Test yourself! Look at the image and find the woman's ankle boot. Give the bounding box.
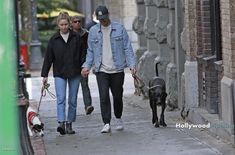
[57,122,66,135]
[66,122,75,134]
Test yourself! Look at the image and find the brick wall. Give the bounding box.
[186,0,219,113]
[196,0,204,108]
[196,0,203,55]
[200,0,218,113]
[201,0,212,56]
[185,0,197,61]
[220,0,234,78]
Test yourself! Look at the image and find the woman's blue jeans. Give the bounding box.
[54,76,81,122]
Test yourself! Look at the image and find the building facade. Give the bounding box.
[133,0,235,144]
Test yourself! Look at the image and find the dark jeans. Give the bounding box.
[80,76,92,109]
[96,72,125,124]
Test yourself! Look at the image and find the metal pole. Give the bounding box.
[30,0,43,70]
[0,0,19,154]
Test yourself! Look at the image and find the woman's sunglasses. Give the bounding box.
[73,20,81,23]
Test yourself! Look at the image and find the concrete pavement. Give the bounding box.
[27,72,235,155]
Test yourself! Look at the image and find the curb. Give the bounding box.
[188,108,235,146]
[30,136,47,155]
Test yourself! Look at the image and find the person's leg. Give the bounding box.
[54,77,67,122]
[54,77,67,135]
[110,72,125,119]
[80,76,93,114]
[66,75,80,134]
[96,72,111,124]
[67,75,81,123]
[110,72,125,131]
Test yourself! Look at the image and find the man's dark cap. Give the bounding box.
[95,5,109,20]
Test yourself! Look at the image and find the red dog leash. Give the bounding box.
[132,73,145,96]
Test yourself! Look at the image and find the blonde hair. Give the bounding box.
[56,11,70,25]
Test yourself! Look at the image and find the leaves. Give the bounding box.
[36,0,69,14]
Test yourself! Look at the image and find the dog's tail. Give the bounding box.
[155,62,159,76]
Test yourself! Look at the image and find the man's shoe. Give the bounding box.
[116,118,124,131]
[86,106,94,115]
[57,122,66,135]
[101,124,111,133]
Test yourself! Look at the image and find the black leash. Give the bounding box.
[37,83,56,113]
[132,73,165,95]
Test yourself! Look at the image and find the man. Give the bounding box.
[71,16,94,115]
[81,5,136,133]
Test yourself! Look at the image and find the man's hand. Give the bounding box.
[130,68,137,75]
[81,68,90,77]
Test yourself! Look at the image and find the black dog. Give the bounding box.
[148,77,167,128]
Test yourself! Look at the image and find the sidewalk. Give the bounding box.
[126,95,233,135]
[188,108,235,146]
[27,69,133,155]
[29,94,235,155]
[27,69,50,78]
[26,71,235,154]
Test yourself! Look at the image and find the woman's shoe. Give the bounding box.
[66,122,75,134]
[57,122,66,135]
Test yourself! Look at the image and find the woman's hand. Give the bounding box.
[42,77,48,85]
[81,68,90,77]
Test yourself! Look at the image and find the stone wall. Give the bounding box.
[132,0,181,110]
[122,0,138,51]
[132,0,147,61]
[166,0,178,110]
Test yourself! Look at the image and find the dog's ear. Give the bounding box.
[161,92,167,98]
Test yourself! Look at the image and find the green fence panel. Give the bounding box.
[0,0,19,155]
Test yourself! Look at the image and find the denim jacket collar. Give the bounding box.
[97,22,116,33]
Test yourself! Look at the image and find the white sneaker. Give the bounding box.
[101,124,111,133]
[116,118,124,131]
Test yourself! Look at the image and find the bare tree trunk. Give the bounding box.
[19,0,32,43]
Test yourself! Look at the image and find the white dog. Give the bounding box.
[26,106,44,137]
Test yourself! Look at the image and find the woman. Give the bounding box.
[41,12,84,135]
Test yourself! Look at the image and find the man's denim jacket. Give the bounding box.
[82,22,136,72]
